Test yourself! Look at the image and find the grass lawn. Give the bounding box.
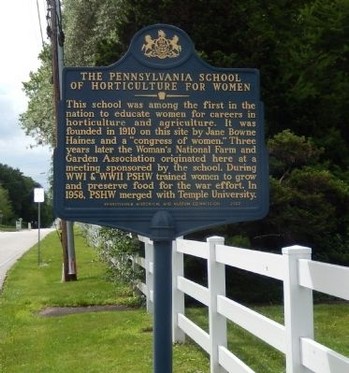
[0,228,348,372]
[186,297,349,372]
[0,229,208,373]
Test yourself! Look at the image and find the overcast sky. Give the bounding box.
[0,0,51,189]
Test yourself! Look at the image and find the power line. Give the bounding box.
[36,0,45,47]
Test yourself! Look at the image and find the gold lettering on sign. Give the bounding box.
[63,69,261,206]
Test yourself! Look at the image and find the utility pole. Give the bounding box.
[48,0,77,281]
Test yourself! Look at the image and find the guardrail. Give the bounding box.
[136,235,349,373]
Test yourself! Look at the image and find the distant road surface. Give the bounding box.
[0,228,54,289]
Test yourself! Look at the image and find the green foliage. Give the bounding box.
[274,0,349,166]
[94,227,142,288]
[265,131,349,264]
[0,185,14,224]
[63,0,123,67]
[225,235,251,249]
[0,163,53,226]
[268,129,322,181]
[268,169,349,251]
[187,303,349,371]
[20,45,55,147]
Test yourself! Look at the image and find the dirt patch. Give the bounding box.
[39,305,131,317]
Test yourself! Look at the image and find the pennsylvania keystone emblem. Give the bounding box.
[142,29,181,59]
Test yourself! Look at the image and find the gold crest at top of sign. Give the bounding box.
[142,30,182,59]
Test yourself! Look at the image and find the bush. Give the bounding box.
[95,227,142,288]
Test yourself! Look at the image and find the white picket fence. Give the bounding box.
[135,235,349,373]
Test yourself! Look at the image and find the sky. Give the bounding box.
[0,0,51,190]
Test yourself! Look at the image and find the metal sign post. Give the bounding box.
[150,211,175,372]
[34,188,45,265]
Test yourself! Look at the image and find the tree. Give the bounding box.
[268,129,322,182]
[63,0,123,67]
[258,131,349,264]
[20,46,55,146]
[0,186,14,225]
[271,0,349,170]
[0,163,53,227]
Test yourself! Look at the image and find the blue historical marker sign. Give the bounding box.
[54,24,269,237]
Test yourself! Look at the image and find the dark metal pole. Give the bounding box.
[153,239,173,373]
[151,211,175,373]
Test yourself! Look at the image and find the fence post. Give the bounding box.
[144,237,154,313]
[207,236,227,373]
[283,245,313,373]
[172,238,186,343]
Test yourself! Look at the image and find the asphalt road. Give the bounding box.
[0,228,54,289]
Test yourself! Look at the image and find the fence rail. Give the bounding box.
[136,235,349,373]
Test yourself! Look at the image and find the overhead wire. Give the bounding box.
[36,0,45,47]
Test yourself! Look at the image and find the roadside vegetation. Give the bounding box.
[1,230,348,372]
[0,225,17,232]
[0,163,53,229]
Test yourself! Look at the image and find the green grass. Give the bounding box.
[0,225,17,232]
[0,230,208,373]
[186,302,349,372]
[1,230,348,372]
